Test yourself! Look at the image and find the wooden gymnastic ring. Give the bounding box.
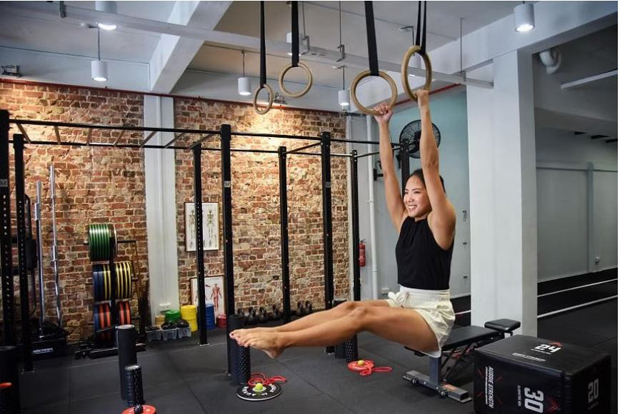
[350,70,398,116]
[253,83,275,115]
[401,45,433,101]
[278,62,313,98]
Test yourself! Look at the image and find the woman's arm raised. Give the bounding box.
[375,103,408,232]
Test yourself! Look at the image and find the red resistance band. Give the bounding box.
[248,372,287,387]
[347,360,393,377]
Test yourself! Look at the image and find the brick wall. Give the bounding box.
[174,99,350,314]
[0,81,148,342]
[0,80,351,342]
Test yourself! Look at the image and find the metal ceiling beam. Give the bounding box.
[561,69,618,90]
[0,1,492,89]
[149,1,232,93]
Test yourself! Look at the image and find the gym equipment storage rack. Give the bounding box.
[0,107,393,371]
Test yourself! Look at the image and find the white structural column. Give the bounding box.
[144,96,180,321]
[467,51,537,335]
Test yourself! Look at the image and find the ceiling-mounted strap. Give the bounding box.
[291,1,299,67]
[421,1,427,54]
[260,1,267,87]
[364,2,379,77]
[254,1,274,114]
[415,1,422,47]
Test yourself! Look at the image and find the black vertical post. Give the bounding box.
[193,145,208,346]
[13,133,33,371]
[0,110,15,346]
[221,124,235,374]
[320,132,335,353]
[278,147,291,323]
[350,151,361,302]
[400,138,410,194]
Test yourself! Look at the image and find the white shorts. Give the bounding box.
[385,286,455,358]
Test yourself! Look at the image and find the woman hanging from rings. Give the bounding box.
[230,89,456,359]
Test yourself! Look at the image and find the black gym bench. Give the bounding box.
[403,318,520,403]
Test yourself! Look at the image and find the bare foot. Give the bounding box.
[244,331,285,359]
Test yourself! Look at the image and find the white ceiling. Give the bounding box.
[0,1,522,86]
[198,1,522,85]
[0,1,175,63]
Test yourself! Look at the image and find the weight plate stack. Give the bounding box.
[118,301,132,325]
[94,303,113,343]
[88,224,117,262]
[92,261,133,301]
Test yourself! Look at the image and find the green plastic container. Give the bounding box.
[164,310,181,324]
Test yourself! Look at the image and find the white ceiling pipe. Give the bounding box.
[539,48,561,74]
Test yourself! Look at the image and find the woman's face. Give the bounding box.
[403,175,431,218]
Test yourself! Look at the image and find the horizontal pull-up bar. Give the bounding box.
[10,119,220,135]
[186,134,216,151]
[9,119,381,151]
[286,142,321,155]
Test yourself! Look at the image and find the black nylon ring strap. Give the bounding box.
[291,1,299,67]
[254,1,274,114]
[364,1,379,77]
[415,1,422,47]
[421,1,427,55]
[260,1,267,87]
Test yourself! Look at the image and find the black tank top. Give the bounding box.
[395,217,453,290]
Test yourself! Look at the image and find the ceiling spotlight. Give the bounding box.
[95,1,118,31]
[338,90,350,107]
[514,2,535,33]
[338,66,349,108]
[91,27,108,82]
[238,51,251,96]
[91,60,108,82]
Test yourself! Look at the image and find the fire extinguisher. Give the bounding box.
[359,240,366,267]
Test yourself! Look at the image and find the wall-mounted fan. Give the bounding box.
[398,120,441,159]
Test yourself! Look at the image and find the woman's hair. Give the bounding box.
[409,168,446,193]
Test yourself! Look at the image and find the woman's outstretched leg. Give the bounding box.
[235,300,388,336]
[231,306,438,359]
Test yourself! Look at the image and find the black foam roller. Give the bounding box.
[344,335,359,363]
[228,314,246,382]
[236,344,251,385]
[0,346,19,413]
[125,364,145,408]
[117,325,137,400]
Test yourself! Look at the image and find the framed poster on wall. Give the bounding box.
[190,276,226,317]
[185,202,219,252]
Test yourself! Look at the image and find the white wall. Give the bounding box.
[537,168,589,278]
[593,171,618,271]
[535,127,618,281]
[349,89,471,299]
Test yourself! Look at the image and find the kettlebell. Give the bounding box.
[258,307,269,324]
[304,300,313,315]
[246,307,258,325]
[296,301,307,317]
[271,305,282,321]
